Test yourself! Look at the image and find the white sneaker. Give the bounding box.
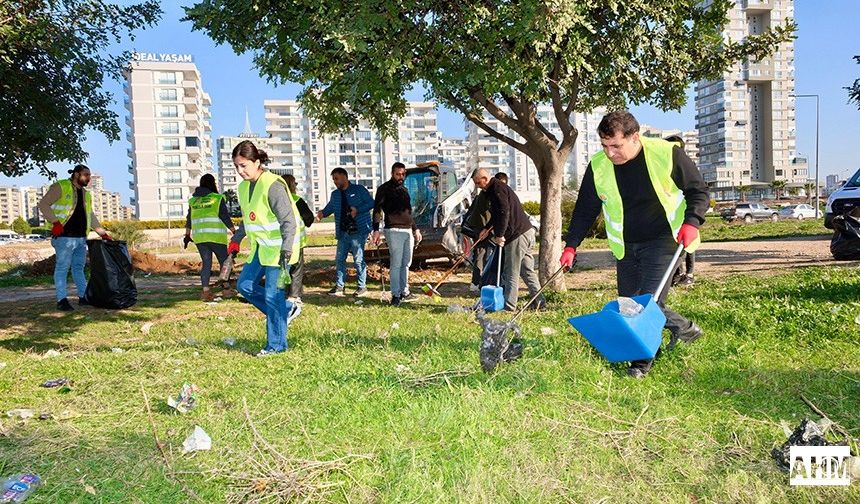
[255,349,276,357]
[287,296,302,304]
[469,283,479,292]
[287,302,302,324]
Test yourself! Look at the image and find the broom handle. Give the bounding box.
[653,242,685,302]
[509,264,568,326]
[433,233,491,290]
[495,242,502,286]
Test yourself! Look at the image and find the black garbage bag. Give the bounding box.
[830,209,860,260]
[85,239,137,309]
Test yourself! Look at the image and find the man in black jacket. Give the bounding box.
[472,168,544,311]
[559,111,708,378]
[283,174,315,305]
[372,162,422,306]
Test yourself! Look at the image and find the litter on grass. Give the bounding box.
[167,383,199,414]
[182,425,212,454]
[1,473,41,503]
[40,378,72,389]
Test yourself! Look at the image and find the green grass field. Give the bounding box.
[1,266,858,502]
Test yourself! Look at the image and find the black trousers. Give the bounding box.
[616,237,694,366]
[287,248,305,298]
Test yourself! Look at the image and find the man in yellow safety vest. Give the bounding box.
[559,111,709,378]
[37,164,112,311]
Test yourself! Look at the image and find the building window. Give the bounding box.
[161,122,180,134]
[160,155,181,167]
[157,72,177,85]
[159,105,179,118]
[158,88,178,101]
[160,138,180,151]
[185,137,199,147]
[159,187,184,201]
[159,171,183,184]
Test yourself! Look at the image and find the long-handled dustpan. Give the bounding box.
[567,243,684,363]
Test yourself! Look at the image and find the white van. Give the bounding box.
[825,167,860,228]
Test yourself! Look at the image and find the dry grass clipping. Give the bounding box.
[224,397,372,503]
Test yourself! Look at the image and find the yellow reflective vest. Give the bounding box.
[188,193,229,245]
[238,171,301,267]
[51,179,93,231]
[591,136,701,260]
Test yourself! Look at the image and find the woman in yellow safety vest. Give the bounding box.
[228,140,302,355]
[184,173,236,301]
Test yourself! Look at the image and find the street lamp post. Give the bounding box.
[795,94,820,218]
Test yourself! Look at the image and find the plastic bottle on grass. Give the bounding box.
[1,474,41,503]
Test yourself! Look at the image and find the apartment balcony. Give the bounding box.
[127,148,134,159]
[123,96,131,112]
[128,164,134,175]
[741,0,772,12]
[182,80,197,94]
[128,181,135,190]
[742,61,774,82]
[183,97,198,112]
[185,113,200,127]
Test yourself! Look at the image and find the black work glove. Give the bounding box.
[279,250,291,269]
[183,235,193,249]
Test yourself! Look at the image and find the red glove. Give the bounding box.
[560,246,576,269]
[101,232,112,241]
[51,221,64,238]
[676,223,699,248]
[228,241,240,256]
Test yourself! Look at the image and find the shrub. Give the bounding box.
[522,201,541,216]
[105,221,147,249]
[12,217,31,235]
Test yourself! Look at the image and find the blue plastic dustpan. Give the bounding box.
[481,243,505,312]
[568,243,685,362]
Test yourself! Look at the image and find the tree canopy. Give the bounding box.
[0,0,161,177]
[848,55,860,110]
[185,0,795,283]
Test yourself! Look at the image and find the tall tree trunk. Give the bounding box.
[534,152,566,290]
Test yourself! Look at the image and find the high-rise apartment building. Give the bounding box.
[695,0,805,200]
[0,186,25,225]
[439,137,468,180]
[124,52,213,220]
[263,100,440,210]
[640,124,700,166]
[217,112,272,196]
[465,106,605,193]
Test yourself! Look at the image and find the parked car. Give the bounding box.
[825,167,860,229]
[721,202,779,223]
[778,204,817,220]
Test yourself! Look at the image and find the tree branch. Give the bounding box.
[549,58,572,138]
[470,89,529,139]
[446,93,527,153]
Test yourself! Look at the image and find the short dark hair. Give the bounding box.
[330,167,348,177]
[69,164,89,175]
[392,162,406,171]
[597,111,640,138]
[494,172,508,183]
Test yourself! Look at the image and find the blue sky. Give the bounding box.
[2,1,857,201]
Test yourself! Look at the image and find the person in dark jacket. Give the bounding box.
[283,174,314,304]
[316,168,375,297]
[184,174,236,301]
[472,168,544,311]
[559,111,708,378]
[372,162,422,306]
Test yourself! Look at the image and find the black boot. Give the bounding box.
[57,298,74,311]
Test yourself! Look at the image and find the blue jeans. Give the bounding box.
[237,252,292,352]
[335,232,368,289]
[52,237,88,301]
[384,228,414,297]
